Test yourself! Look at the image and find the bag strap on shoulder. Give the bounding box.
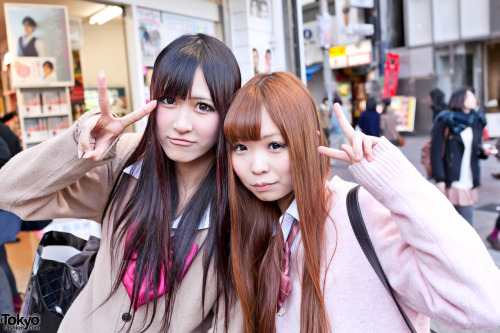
[347,185,437,333]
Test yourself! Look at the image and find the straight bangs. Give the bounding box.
[151,43,199,102]
[224,82,264,145]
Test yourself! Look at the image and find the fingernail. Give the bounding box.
[98,70,105,76]
[78,149,82,159]
[355,153,361,160]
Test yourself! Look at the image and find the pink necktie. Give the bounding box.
[121,221,198,310]
[277,220,300,314]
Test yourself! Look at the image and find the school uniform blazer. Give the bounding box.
[0,111,242,332]
[276,137,500,332]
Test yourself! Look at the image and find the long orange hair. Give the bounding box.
[224,72,331,333]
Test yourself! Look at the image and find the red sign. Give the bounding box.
[382,52,400,98]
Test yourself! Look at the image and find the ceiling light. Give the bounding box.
[89,6,123,25]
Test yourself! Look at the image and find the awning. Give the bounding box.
[306,65,323,80]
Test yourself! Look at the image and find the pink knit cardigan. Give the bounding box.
[275,138,500,332]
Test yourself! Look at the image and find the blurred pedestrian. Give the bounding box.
[379,97,403,146]
[430,88,447,121]
[430,87,495,225]
[318,97,332,144]
[0,118,23,313]
[357,96,380,137]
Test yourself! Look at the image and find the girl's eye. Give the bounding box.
[232,144,247,152]
[196,102,215,112]
[161,97,176,105]
[269,142,286,150]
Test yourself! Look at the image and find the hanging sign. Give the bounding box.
[382,52,400,98]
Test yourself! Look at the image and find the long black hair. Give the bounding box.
[103,34,241,331]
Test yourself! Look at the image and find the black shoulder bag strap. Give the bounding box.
[347,185,437,333]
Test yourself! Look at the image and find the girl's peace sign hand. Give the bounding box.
[77,72,157,161]
[318,102,380,165]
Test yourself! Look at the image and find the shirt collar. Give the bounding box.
[279,199,300,239]
[123,161,210,230]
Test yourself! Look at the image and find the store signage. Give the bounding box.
[329,40,372,69]
[382,52,401,98]
[329,46,346,57]
[350,0,374,8]
[391,95,416,132]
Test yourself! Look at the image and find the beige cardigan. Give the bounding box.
[0,113,242,332]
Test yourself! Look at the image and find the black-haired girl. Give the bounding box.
[0,34,242,332]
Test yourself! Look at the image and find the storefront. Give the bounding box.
[0,0,223,146]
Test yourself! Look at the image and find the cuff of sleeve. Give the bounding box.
[348,137,424,194]
[72,110,119,161]
[73,110,101,143]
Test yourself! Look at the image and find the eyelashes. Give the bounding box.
[231,141,287,152]
[159,97,216,113]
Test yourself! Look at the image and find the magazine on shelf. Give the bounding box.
[47,116,70,137]
[42,90,68,114]
[22,91,42,116]
[24,118,48,143]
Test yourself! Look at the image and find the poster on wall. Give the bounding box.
[391,95,416,132]
[84,87,127,118]
[137,8,164,67]
[10,56,57,86]
[161,12,215,46]
[248,0,275,75]
[4,3,74,87]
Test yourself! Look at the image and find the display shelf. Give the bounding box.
[17,87,73,150]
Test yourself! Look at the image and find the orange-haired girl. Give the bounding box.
[224,72,500,333]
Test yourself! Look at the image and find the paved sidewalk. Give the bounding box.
[329,135,500,333]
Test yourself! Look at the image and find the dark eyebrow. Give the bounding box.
[190,95,213,101]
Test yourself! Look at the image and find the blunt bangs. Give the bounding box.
[224,82,264,145]
[151,43,200,102]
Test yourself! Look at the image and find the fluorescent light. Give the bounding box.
[89,6,123,25]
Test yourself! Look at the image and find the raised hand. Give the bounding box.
[317,102,380,165]
[77,71,157,161]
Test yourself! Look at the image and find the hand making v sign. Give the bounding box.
[77,71,157,161]
[318,102,380,164]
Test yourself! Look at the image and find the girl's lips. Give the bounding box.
[254,183,275,192]
[169,138,194,146]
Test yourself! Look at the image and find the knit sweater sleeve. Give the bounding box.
[0,111,140,222]
[348,137,500,329]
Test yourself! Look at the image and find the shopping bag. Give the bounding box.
[19,231,100,333]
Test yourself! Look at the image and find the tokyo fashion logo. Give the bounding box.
[0,313,41,331]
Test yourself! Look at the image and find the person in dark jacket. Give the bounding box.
[357,97,380,137]
[430,87,495,225]
[0,118,23,312]
[0,118,21,165]
[430,88,447,121]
